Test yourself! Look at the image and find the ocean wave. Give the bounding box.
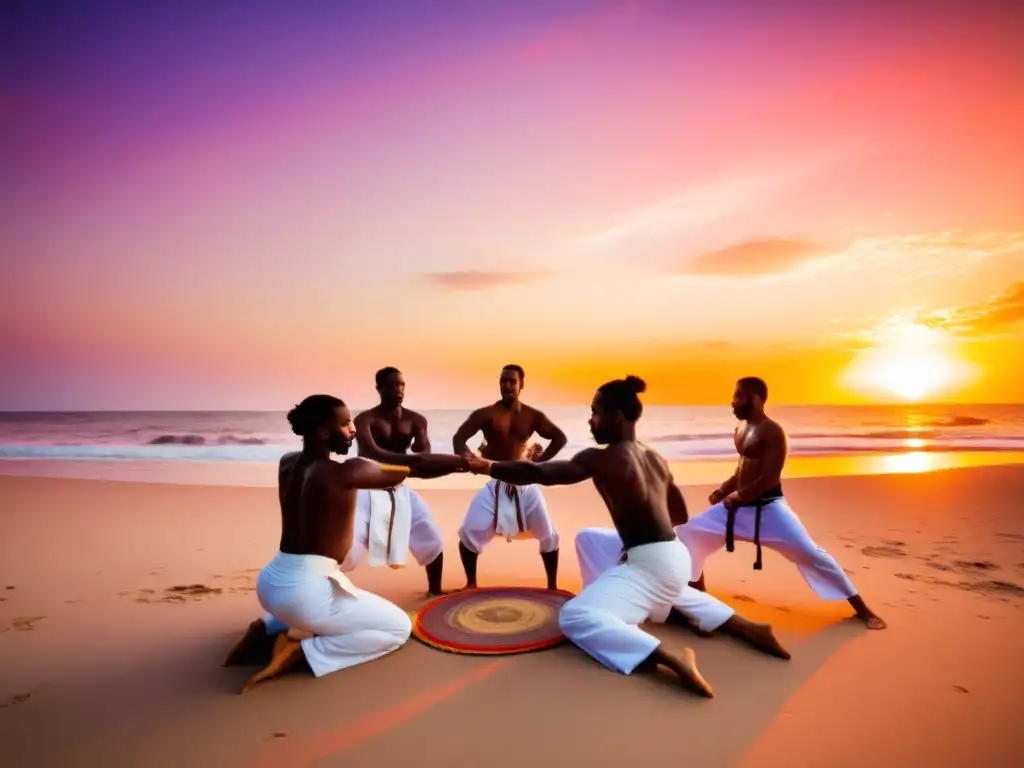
[0,443,291,462]
[649,427,1019,443]
[147,434,268,446]
[1,438,1023,463]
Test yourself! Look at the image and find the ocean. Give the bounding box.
[1,404,1022,463]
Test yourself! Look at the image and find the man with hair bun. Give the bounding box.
[452,364,568,590]
[465,376,780,697]
[223,394,468,691]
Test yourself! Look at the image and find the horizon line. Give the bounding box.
[1,401,1022,414]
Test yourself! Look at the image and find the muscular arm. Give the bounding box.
[334,457,411,490]
[734,424,788,501]
[410,413,431,454]
[532,410,568,462]
[353,416,462,479]
[452,407,489,455]
[667,476,689,526]
[717,468,739,496]
[487,449,598,487]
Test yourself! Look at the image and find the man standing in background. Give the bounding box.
[452,365,568,590]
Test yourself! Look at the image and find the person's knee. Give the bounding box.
[574,528,601,556]
[558,599,595,638]
[412,524,444,565]
[539,528,560,554]
[558,600,584,635]
[384,605,413,644]
[457,525,483,554]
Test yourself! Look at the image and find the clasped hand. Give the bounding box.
[465,455,492,475]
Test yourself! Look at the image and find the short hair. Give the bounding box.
[597,375,647,422]
[286,394,344,437]
[502,364,525,382]
[375,366,400,388]
[737,376,768,402]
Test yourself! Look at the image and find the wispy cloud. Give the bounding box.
[824,230,1024,281]
[423,269,554,292]
[920,282,1024,335]
[677,237,834,276]
[572,170,802,252]
[569,145,856,256]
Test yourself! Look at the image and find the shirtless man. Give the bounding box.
[350,367,448,595]
[222,394,468,690]
[679,377,886,630]
[452,364,568,590]
[466,376,778,696]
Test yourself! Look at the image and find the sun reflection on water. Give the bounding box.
[880,450,935,474]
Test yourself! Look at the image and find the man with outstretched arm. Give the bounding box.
[452,364,567,590]
[222,394,468,689]
[466,376,784,696]
[348,367,450,595]
[680,377,886,630]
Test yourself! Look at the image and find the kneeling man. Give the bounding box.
[224,394,467,690]
[467,377,786,696]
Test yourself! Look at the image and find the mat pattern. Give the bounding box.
[411,586,576,655]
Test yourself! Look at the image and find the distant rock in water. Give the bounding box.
[148,434,207,445]
[218,435,267,445]
[927,416,990,428]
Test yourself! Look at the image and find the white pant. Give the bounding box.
[677,499,857,601]
[574,527,735,633]
[458,479,559,553]
[256,552,411,678]
[341,487,444,571]
[559,539,691,675]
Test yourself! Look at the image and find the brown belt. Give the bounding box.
[383,488,398,560]
[492,481,525,540]
[725,487,783,571]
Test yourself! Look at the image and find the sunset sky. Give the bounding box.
[2,0,1022,410]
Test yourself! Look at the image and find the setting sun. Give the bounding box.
[840,322,975,402]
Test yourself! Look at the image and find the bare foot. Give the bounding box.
[723,617,791,659]
[857,611,887,630]
[848,595,887,629]
[669,647,714,698]
[241,635,308,693]
[223,619,272,667]
[461,582,478,591]
[638,646,714,698]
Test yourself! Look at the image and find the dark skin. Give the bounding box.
[466,391,715,696]
[237,404,419,689]
[354,370,450,595]
[452,367,568,589]
[695,381,887,631]
[465,391,791,660]
[230,404,469,686]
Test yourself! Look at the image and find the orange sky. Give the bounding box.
[1,2,1022,409]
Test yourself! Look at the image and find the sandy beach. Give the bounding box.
[1,465,1022,767]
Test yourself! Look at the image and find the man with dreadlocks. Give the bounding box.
[466,376,783,697]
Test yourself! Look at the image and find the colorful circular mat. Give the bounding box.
[412,586,576,655]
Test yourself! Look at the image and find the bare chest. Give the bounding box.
[483,411,534,442]
[735,426,766,459]
[370,418,414,451]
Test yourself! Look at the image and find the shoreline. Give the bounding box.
[1,449,1023,489]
